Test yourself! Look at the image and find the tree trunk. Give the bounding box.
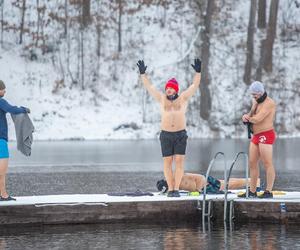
[80,24,85,90]
[96,1,102,81]
[263,0,279,72]
[96,23,101,58]
[0,0,4,48]
[243,0,257,85]
[35,0,40,47]
[255,38,265,81]
[64,0,68,36]
[96,15,101,58]
[76,28,80,85]
[257,0,266,29]
[117,0,122,52]
[199,0,214,120]
[81,0,90,27]
[19,0,26,44]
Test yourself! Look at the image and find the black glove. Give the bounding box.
[22,107,30,113]
[137,60,147,74]
[191,58,201,73]
[243,121,253,139]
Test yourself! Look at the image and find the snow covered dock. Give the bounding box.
[1,191,300,225]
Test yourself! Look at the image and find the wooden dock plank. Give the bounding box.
[1,192,300,225]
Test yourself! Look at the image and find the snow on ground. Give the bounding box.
[0,1,299,140]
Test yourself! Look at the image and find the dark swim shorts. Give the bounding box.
[205,176,223,194]
[159,130,188,157]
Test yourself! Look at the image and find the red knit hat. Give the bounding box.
[165,78,179,93]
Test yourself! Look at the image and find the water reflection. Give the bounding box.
[0,222,299,250]
[8,138,300,174]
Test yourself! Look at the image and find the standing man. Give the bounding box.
[239,81,276,198]
[0,80,29,201]
[137,59,201,197]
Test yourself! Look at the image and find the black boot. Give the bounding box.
[167,191,174,197]
[172,190,180,197]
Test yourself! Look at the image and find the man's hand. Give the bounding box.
[252,98,258,106]
[191,58,201,73]
[137,60,147,74]
[22,107,31,113]
[242,114,250,123]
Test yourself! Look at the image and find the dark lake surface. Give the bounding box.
[2,138,300,249]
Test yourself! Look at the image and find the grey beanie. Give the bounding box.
[249,81,264,94]
[0,80,6,90]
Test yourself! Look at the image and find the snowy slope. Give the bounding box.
[0,0,299,140]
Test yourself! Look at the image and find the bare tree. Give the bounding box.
[199,0,215,120]
[243,0,257,85]
[64,0,68,36]
[109,0,143,54]
[39,3,47,53]
[80,4,85,90]
[117,0,122,52]
[80,30,85,90]
[263,0,279,72]
[0,0,4,48]
[19,0,27,44]
[95,0,103,76]
[257,0,266,29]
[96,17,101,58]
[255,38,265,81]
[35,0,40,47]
[81,0,91,27]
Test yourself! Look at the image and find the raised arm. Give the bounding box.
[0,98,28,114]
[137,60,162,102]
[181,59,201,100]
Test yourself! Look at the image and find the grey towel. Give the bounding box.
[107,190,154,197]
[11,113,34,156]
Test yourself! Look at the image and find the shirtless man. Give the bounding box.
[156,173,260,193]
[137,59,201,197]
[239,81,276,198]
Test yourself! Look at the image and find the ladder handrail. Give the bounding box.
[202,152,227,222]
[223,152,249,221]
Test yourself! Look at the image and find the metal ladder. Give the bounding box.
[201,152,227,224]
[223,152,249,222]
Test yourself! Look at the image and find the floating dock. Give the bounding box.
[1,191,300,225]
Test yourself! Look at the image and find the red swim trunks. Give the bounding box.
[251,129,276,145]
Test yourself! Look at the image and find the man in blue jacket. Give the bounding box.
[0,80,29,201]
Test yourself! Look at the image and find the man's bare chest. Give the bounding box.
[163,100,184,112]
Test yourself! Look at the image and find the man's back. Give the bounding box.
[179,173,206,192]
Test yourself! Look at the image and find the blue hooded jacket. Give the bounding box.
[0,97,26,141]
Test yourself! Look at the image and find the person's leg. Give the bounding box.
[0,159,9,198]
[249,142,260,193]
[174,154,185,190]
[173,131,188,191]
[163,156,174,191]
[258,144,275,191]
[160,131,175,192]
[219,178,260,190]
